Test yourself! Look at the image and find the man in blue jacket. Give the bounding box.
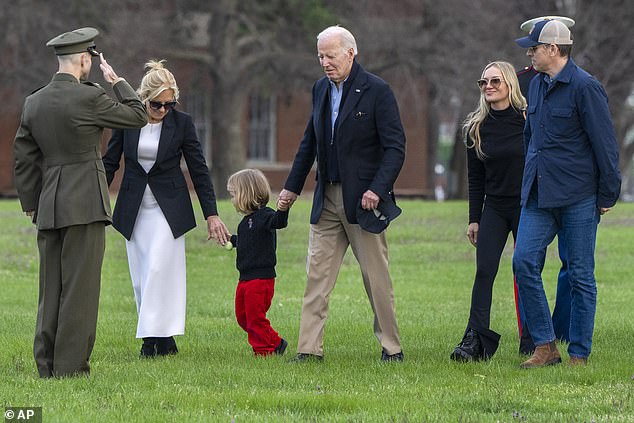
[279,25,406,363]
[515,15,576,355]
[513,18,621,368]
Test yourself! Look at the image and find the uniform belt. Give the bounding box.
[44,147,101,166]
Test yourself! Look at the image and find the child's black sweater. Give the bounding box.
[230,207,289,281]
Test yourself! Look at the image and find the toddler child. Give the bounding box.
[226,169,289,356]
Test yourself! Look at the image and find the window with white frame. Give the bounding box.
[181,92,212,164]
[247,94,276,162]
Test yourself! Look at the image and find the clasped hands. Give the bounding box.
[277,188,380,211]
[207,215,230,245]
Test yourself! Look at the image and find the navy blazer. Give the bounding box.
[284,61,406,224]
[103,109,218,240]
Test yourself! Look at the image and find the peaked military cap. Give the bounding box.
[46,27,99,56]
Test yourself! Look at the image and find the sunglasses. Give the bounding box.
[477,77,505,90]
[527,44,551,54]
[148,100,177,111]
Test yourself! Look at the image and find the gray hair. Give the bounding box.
[317,25,358,56]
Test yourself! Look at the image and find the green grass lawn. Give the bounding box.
[1,198,633,422]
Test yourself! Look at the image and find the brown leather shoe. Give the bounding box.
[520,341,561,369]
[569,357,588,366]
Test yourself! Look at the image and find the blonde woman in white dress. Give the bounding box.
[103,60,229,357]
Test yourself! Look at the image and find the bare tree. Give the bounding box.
[165,0,334,195]
[1,1,171,99]
[437,0,634,198]
[4,0,632,199]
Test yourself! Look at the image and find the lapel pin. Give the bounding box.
[355,89,361,93]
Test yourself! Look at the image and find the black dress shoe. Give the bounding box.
[140,337,157,358]
[289,353,323,363]
[156,336,178,356]
[274,338,288,355]
[451,329,483,362]
[381,349,404,362]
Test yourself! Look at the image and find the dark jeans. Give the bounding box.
[552,236,571,342]
[513,195,599,358]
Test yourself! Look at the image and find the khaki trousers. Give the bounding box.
[34,222,105,378]
[297,183,401,356]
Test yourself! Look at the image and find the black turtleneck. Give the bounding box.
[467,106,525,223]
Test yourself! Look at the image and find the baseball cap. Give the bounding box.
[356,197,402,234]
[515,19,573,48]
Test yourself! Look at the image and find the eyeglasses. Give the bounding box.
[476,77,505,90]
[148,100,177,111]
[527,44,550,54]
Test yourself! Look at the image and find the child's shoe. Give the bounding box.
[274,338,288,355]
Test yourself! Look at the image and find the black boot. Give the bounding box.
[519,322,536,355]
[156,336,178,356]
[140,337,157,358]
[451,329,484,362]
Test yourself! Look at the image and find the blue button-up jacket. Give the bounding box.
[523,58,621,208]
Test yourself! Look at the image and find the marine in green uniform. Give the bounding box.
[13,27,147,378]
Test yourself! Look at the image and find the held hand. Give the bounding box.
[25,210,34,217]
[467,222,479,247]
[361,190,380,210]
[278,189,298,210]
[99,53,119,84]
[207,215,230,245]
[599,207,612,215]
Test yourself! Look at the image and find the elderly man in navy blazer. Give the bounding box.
[279,25,406,362]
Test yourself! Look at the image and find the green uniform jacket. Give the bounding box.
[14,73,147,229]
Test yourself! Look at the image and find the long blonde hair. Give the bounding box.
[137,59,180,102]
[463,61,526,160]
[227,169,271,215]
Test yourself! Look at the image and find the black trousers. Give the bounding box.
[468,201,520,332]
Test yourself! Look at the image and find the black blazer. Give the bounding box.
[284,61,406,224]
[103,109,218,240]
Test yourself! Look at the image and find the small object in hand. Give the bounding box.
[224,241,233,250]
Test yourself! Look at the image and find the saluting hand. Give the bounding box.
[99,53,120,84]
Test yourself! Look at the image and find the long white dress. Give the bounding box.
[126,122,186,338]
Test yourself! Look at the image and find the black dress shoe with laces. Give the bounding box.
[451,329,484,362]
[381,349,404,362]
[274,338,288,355]
[289,353,323,363]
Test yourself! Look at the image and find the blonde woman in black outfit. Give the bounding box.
[451,61,527,361]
